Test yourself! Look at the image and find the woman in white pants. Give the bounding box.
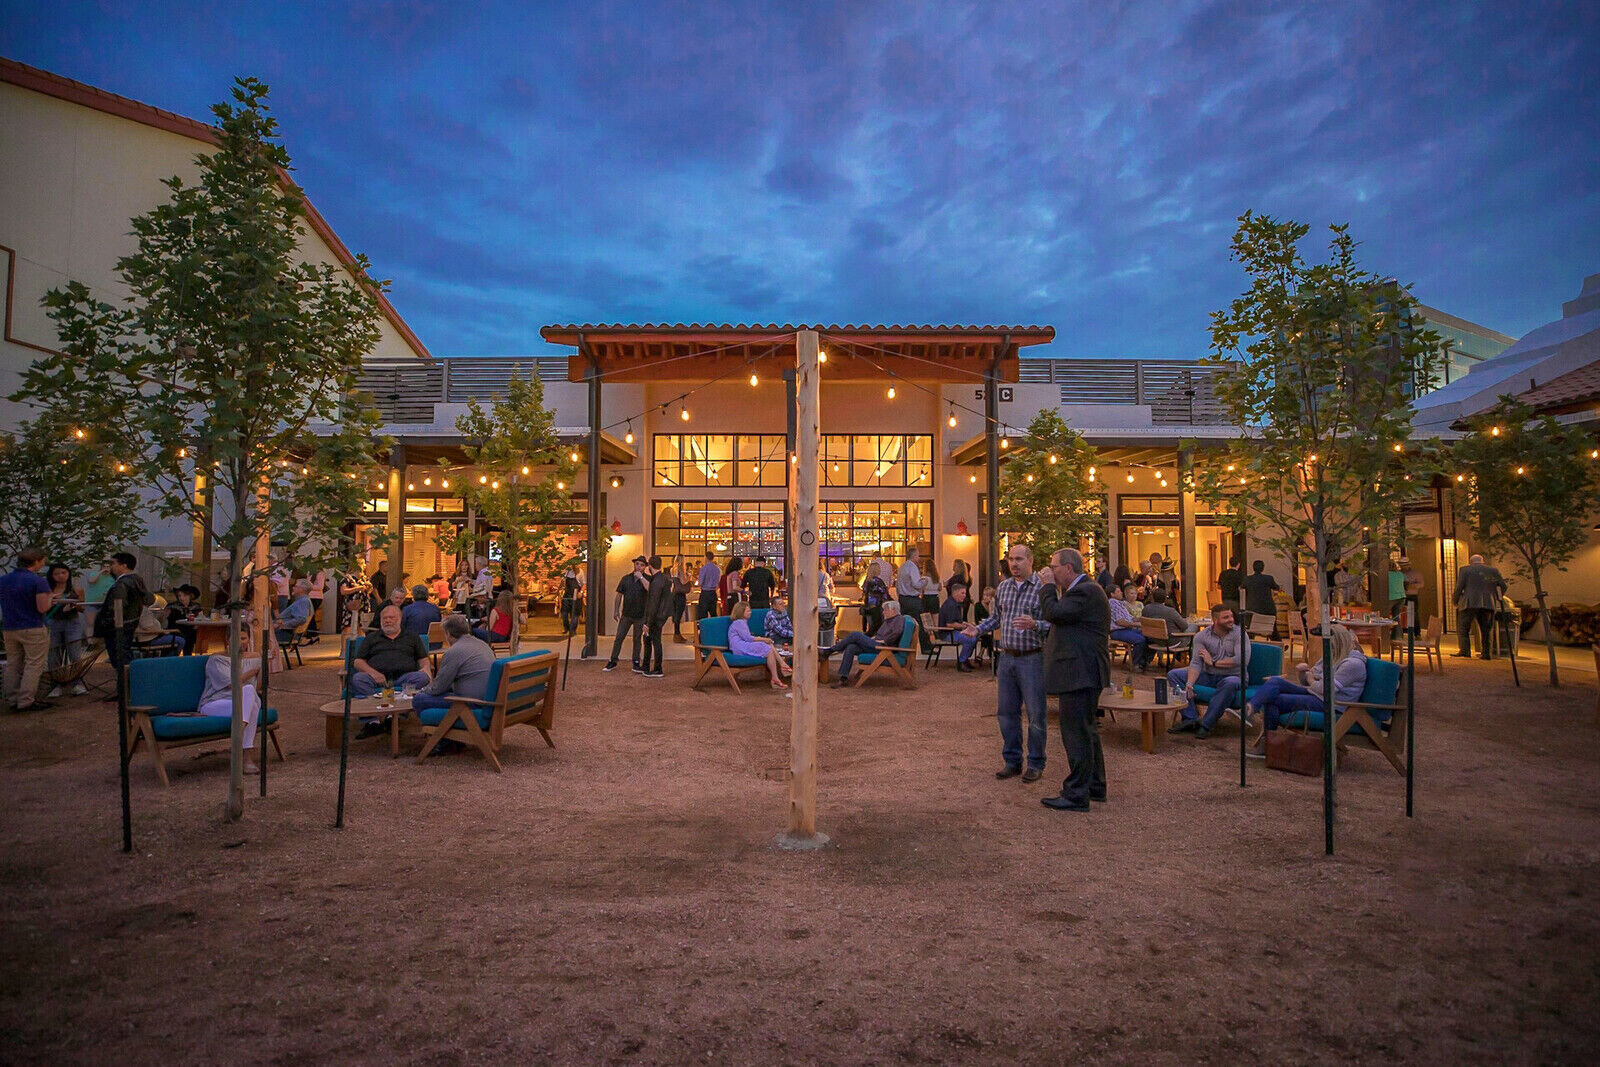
[196,625,272,770]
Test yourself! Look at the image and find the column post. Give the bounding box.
[385,443,406,595]
[983,342,1005,590]
[1178,447,1197,616]
[583,338,603,658]
[784,367,797,582]
[781,329,825,849]
[190,457,213,594]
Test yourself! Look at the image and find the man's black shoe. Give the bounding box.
[17,701,54,712]
[995,765,1023,780]
[356,721,387,740]
[1041,794,1090,812]
[632,665,646,674]
[602,662,618,672]
[1168,719,1199,735]
[1450,652,1472,658]
[1196,726,1213,740]
[1480,654,1492,661]
[1090,793,1107,803]
[645,670,664,678]
[1021,767,1043,783]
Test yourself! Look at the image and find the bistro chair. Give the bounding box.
[1138,617,1189,670]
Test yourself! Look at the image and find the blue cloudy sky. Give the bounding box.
[5,1,1597,357]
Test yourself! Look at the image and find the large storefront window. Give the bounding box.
[822,435,933,487]
[819,502,931,583]
[654,501,787,570]
[653,434,787,487]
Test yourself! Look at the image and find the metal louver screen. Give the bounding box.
[354,363,443,423]
[1056,360,1139,404]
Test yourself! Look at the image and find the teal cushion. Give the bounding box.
[1246,643,1283,687]
[128,657,208,714]
[416,702,493,730]
[724,653,767,667]
[481,649,551,705]
[749,608,769,635]
[698,616,732,648]
[149,706,278,741]
[1279,709,1326,732]
[1356,657,1401,722]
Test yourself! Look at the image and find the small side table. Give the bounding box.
[320,696,413,758]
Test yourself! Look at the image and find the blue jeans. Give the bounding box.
[350,670,430,699]
[951,632,978,664]
[1167,668,1241,729]
[830,632,880,679]
[1111,627,1147,664]
[410,691,459,716]
[1251,676,1326,729]
[997,651,1048,770]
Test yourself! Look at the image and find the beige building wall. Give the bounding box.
[1,78,426,551]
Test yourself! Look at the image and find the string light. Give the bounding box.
[1491,426,1501,436]
[886,386,896,400]
[556,481,565,490]
[1126,472,1134,483]
[479,475,488,484]
[1049,454,1058,464]
[749,373,759,387]
[115,462,126,473]
[178,448,186,459]
[491,479,500,489]
[1088,466,1096,478]
[1515,466,1525,475]
[521,465,530,475]
[818,348,827,363]
[1025,473,1035,483]
[948,405,957,428]
[423,476,431,485]
[73,428,84,439]
[407,482,415,491]
[569,450,579,462]
[1307,453,1317,464]
[1000,436,1010,450]
[969,473,977,484]
[1392,443,1404,453]
[680,406,690,421]
[1225,464,1234,472]
[1456,474,1465,482]
[610,475,622,488]
[441,478,449,489]
[624,422,635,445]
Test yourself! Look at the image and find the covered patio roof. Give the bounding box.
[539,323,1055,384]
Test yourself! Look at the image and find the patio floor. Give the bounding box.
[1,651,1596,1063]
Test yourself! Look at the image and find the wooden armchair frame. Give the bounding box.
[414,651,558,772]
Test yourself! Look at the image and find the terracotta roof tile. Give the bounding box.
[1517,362,1600,413]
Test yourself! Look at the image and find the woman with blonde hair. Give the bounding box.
[1247,623,1367,756]
[726,600,791,689]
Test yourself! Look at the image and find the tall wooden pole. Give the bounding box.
[983,354,1001,591]
[583,336,603,659]
[781,330,825,849]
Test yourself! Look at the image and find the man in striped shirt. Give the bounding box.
[963,544,1051,782]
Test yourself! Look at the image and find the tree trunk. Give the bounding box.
[225,560,244,822]
[1534,581,1558,687]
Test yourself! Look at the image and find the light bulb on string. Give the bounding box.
[479,475,488,484]
[301,466,308,475]
[947,405,957,428]
[887,386,896,400]
[1456,474,1465,482]
[749,373,759,387]
[680,405,690,422]
[491,479,500,489]
[1515,466,1525,475]
[624,422,635,445]
[423,476,432,486]
[569,450,579,462]
[407,482,415,491]
[1049,454,1058,464]
[1126,472,1134,483]
[556,481,565,490]
[73,428,84,440]
[969,473,977,484]
[521,466,530,475]
[1000,436,1010,450]
[1025,473,1034,483]
[441,478,449,488]
[1088,466,1096,478]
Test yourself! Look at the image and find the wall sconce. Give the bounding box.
[955,519,970,537]
[609,475,624,489]
[610,518,623,535]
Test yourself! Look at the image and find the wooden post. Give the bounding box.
[983,355,1001,590]
[385,444,406,595]
[1178,447,1197,616]
[191,462,213,594]
[780,330,826,849]
[583,338,603,658]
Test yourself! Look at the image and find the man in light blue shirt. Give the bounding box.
[400,584,442,638]
[695,551,721,620]
[275,580,313,646]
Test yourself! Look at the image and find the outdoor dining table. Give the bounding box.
[1097,687,1182,753]
[1339,617,1397,652]
[321,694,413,757]
[188,618,232,655]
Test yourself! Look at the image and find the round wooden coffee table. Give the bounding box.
[321,695,414,758]
[1097,688,1183,753]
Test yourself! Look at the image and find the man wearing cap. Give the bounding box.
[605,556,651,673]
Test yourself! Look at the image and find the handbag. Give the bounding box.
[1266,728,1323,776]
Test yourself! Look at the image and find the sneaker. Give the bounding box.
[70,683,88,696]
[602,662,618,672]
[632,664,645,674]
[47,686,63,699]
[645,670,664,678]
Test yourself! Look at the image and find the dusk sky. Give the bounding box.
[5,1,1597,358]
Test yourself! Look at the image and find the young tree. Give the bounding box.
[0,411,146,572]
[438,374,577,653]
[998,409,1103,558]
[1197,213,1445,621]
[1454,397,1600,686]
[14,78,388,821]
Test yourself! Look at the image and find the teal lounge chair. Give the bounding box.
[414,649,558,771]
[126,656,282,786]
[850,616,920,689]
[1191,639,1283,726]
[691,616,771,694]
[1279,656,1408,774]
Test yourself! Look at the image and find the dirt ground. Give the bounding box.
[2,646,1598,1065]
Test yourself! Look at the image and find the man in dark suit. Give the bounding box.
[1037,547,1112,812]
[1452,554,1507,660]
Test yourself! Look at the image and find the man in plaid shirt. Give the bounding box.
[963,544,1051,781]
